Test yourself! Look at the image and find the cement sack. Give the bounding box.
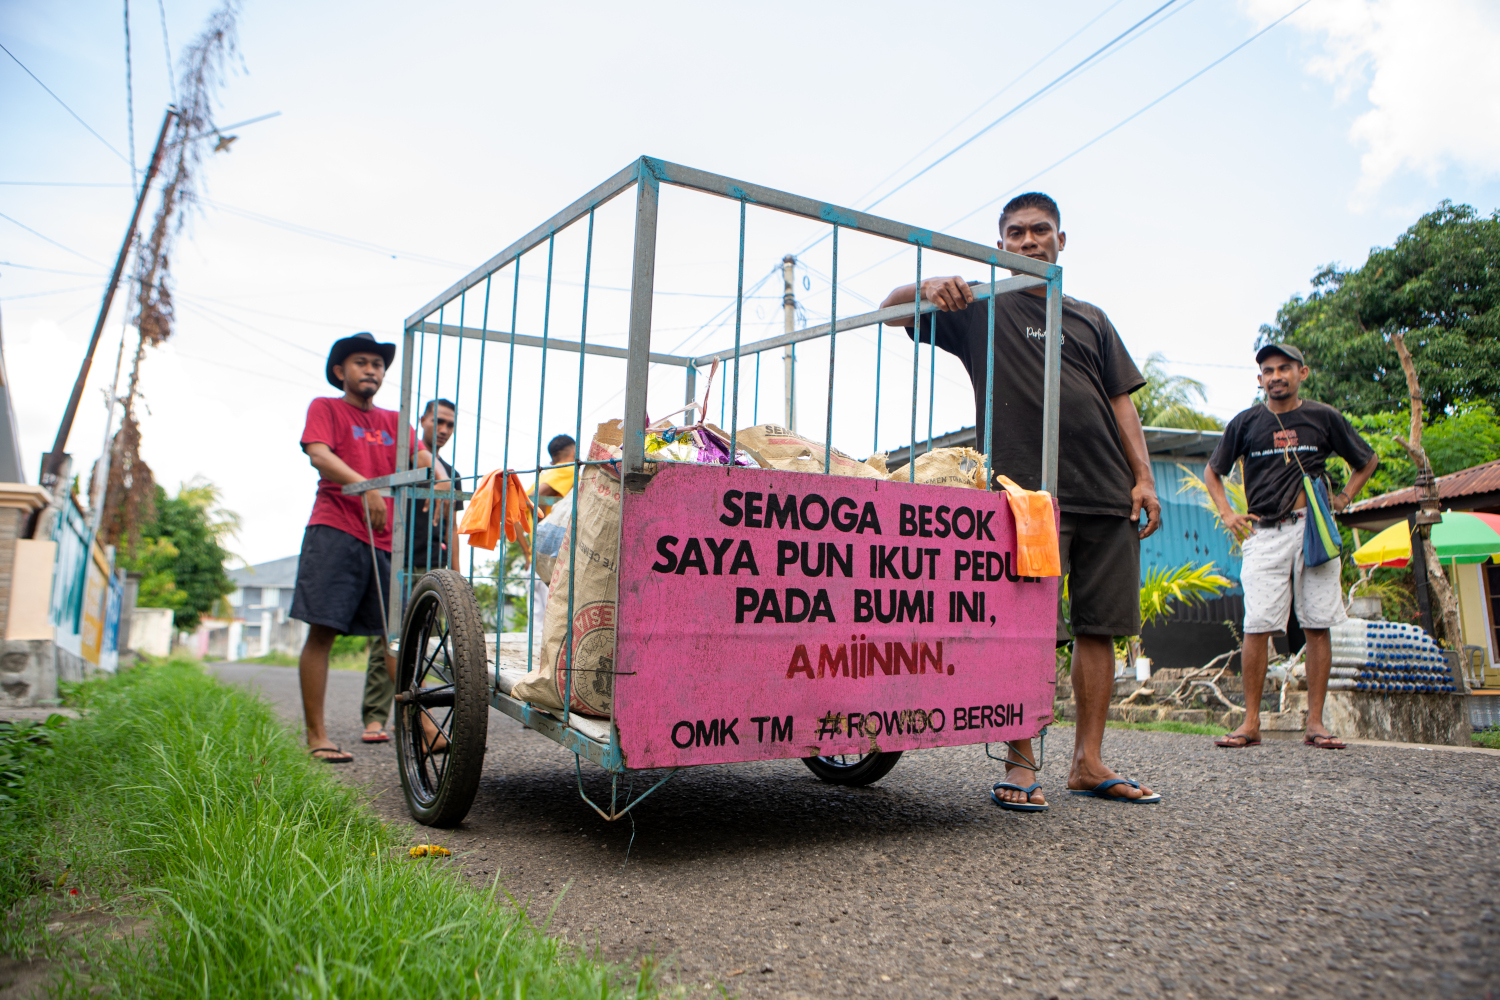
[734,424,885,479]
[887,446,988,489]
[509,462,620,716]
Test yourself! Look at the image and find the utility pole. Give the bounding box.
[41,107,175,493]
[782,254,796,432]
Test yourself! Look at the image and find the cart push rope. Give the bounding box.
[344,157,1066,827]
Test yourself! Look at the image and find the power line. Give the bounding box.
[0,261,109,277]
[0,211,104,264]
[177,298,325,357]
[0,40,132,167]
[836,0,1311,287]
[794,0,1195,264]
[0,180,132,187]
[849,0,1127,209]
[155,0,176,103]
[172,348,323,389]
[124,0,138,188]
[201,197,468,268]
[945,0,1316,232]
[863,0,1181,214]
[0,282,103,302]
[177,301,332,376]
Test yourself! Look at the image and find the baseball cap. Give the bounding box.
[1255,343,1306,366]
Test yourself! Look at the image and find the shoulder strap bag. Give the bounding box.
[1269,409,1341,567]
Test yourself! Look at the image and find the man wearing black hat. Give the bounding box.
[291,332,429,763]
[1205,344,1380,751]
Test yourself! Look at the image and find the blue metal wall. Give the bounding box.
[1140,458,1242,593]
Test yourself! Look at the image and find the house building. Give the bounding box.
[198,555,304,660]
[1341,457,1500,686]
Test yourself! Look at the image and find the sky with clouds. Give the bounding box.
[2,0,1498,567]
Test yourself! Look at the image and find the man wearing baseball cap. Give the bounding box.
[1204,344,1380,750]
[291,332,428,762]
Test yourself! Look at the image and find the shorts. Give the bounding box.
[290,524,393,636]
[1239,512,1346,634]
[1057,512,1141,643]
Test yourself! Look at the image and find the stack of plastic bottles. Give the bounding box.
[1328,619,1457,693]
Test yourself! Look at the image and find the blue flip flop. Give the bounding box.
[991,781,1048,812]
[1069,778,1161,804]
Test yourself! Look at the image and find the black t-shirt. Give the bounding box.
[406,455,462,570]
[907,289,1146,516]
[1208,401,1375,519]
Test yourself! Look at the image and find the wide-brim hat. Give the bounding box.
[326,332,396,389]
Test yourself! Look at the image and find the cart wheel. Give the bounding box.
[395,569,488,827]
[801,751,902,786]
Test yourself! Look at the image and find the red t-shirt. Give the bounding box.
[300,397,418,552]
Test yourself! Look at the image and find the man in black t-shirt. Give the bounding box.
[1205,344,1379,751]
[361,397,463,744]
[880,192,1162,809]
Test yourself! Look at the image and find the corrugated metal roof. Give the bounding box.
[1142,458,1242,592]
[1345,458,1500,513]
[883,424,1223,469]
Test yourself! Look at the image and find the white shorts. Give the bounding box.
[1240,512,1347,635]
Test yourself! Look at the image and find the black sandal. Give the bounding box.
[309,745,353,764]
[1215,732,1261,748]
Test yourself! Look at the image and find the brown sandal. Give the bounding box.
[1303,732,1346,750]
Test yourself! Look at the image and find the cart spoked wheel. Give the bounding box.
[395,569,488,827]
[801,751,903,786]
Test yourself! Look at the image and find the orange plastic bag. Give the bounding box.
[457,471,533,552]
[996,475,1061,578]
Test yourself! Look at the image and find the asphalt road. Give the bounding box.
[216,661,1500,1000]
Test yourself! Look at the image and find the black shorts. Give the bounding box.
[290,524,393,636]
[1057,512,1141,643]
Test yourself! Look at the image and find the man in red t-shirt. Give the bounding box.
[291,332,428,762]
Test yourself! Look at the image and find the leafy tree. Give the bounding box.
[119,478,238,632]
[1131,353,1223,430]
[1257,201,1500,418]
[1331,404,1500,499]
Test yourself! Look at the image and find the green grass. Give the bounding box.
[243,648,367,671]
[243,650,298,666]
[1050,718,1232,736]
[0,658,655,998]
[1472,726,1500,750]
[1107,719,1230,736]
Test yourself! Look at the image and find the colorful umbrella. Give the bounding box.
[1351,511,1500,568]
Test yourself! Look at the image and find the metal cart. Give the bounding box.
[346,157,1065,826]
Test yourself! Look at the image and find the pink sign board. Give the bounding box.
[614,464,1058,769]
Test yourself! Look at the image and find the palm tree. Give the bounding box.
[1132,353,1224,430]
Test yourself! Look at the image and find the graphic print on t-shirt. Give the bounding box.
[352,426,396,447]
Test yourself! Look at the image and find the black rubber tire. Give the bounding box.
[394,569,488,827]
[801,751,903,786]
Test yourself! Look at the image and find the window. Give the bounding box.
[242,587,262,607]
[229,589,243,608]
[261,587,278,608]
